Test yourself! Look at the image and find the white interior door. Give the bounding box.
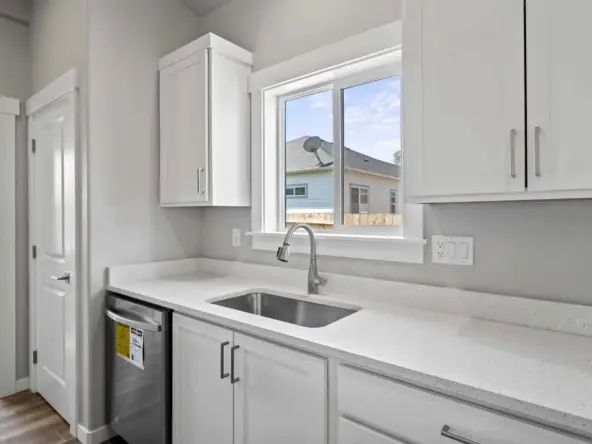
[527,0,592,192]
[29,92,77,425]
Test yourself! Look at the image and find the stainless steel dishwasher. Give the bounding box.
[106,293,172,444]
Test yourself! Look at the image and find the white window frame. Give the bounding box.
[248,22,426,263]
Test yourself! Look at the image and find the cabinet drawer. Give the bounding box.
[339,418,405,444]
[338,366,585,444]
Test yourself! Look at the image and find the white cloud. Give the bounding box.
[310,101,329,109]
[344,90,401,128]
[308,93,331,110]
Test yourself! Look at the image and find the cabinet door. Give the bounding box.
[160,51,209,205]
[527,0,592,194]
[233,334,327,444]
[404,0,525,201]
[173,315,233,444]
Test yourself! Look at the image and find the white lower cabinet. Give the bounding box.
[337,365,586,444]
[233,333,327,444]
[173,314,234,444]
[173,314,327,444]
[173,313,585,444]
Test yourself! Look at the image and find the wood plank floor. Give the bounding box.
[0,391,125,444]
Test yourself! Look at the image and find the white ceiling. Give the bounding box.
[182,0,232,17]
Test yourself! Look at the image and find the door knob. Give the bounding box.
[51,272,71,284]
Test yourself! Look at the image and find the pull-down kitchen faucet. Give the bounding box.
[276,223,328,295]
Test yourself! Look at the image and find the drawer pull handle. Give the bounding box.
[231,345,240,384]
[220,341,230,379]
[534,126,542,177]
[441,425,481,444]
[510,128,517,178]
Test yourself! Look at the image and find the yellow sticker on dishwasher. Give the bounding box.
[116,323,131,359]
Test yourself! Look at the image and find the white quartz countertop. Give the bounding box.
[107,259,592,439]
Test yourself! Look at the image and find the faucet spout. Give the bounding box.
[276,223,328,295]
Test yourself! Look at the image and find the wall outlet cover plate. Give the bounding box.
[432,235,474,266]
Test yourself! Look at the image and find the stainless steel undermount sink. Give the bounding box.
[211,292,359,328]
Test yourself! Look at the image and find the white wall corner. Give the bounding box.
[15,377,29,393]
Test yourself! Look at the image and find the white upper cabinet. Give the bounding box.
[526,0,592,196]
[404,0,526,202]
[405,0,592,202]
[159,34,252,207]
[160,52,209,205]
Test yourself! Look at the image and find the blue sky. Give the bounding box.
[285,75,401,164]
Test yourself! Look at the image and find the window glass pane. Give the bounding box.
[284,89,334,229]
[343,76,401,227]
[360,191,369,205]
[295,186,307,196]
[286,187,294,196]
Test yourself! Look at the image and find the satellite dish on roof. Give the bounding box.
[303,136,332,168]
[303,136,323,153]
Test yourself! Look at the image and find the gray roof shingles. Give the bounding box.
[286,136,400,178]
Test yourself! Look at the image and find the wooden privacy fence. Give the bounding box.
[286,212,402,229]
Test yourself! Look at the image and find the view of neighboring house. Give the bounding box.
[286,136,401,221]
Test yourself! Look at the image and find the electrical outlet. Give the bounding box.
[432,235,474,266]
[433,237,446,261]
[232,229,242,247]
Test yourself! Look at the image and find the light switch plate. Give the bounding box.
[232,229,242,247]
[432,235,474,266]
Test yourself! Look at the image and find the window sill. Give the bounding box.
[247,231,426,264]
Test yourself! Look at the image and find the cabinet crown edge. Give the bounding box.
[159,32,253,71]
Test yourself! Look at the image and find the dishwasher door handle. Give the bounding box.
[106,308,162,332]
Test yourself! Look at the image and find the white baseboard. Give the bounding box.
[15,378,29,393]
[77,424,116,444]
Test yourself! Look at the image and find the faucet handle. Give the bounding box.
[316,274,328,287]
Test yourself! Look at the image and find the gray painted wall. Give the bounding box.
[0,16,30,380]
[196,0,401,71]
[198,0,592,307]
[30,0,86,93]
[86,0,202,429]
[0,0,31,22]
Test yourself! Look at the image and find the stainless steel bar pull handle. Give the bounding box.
[231,345,240,384]
[534,126,542,177]
[220,342,230,380]
[105,308,162,332]
[51,272,71,284]
[510,129,517,178]
[197,168,205,194]
[441,425,481,444]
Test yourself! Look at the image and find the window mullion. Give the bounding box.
[277,96,287,231]
[332,85,344,228]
